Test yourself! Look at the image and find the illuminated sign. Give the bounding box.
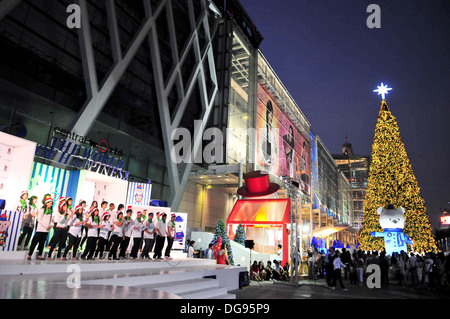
[54,127,123,156]
[441,216,450,225]
[34,137,130,181]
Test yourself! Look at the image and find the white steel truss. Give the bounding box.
[62,0,220,210]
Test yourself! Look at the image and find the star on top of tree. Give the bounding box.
[373,82,392,100]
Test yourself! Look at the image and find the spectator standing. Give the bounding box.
[379,251,390,286]
[325,247,336,288]
[424,253,435,291]
[187,240,198,258]
[416,255,424,288]
[204,243,214,259]
[408,252,418,287]
[355,250,364,286]
[341,248,351,279]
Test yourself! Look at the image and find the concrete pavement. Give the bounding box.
[230,276,448,299]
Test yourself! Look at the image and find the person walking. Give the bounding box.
[330,250,348,291]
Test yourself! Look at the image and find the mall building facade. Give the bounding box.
[0,0,358,250]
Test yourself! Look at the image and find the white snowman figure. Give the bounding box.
[370,204,413,256]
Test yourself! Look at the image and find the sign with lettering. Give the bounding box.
[54,127,123,156]
[441,216,450,225]
[35,137,129,181]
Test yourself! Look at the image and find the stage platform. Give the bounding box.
[0,255,247,299]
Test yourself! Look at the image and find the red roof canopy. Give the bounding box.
[227,198,291,225]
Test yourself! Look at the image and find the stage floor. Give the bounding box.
[0,257,246,299]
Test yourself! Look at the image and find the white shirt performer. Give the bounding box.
[142,213,155,259]
[27,198,54,260]
[153,213,168,260]
[164,214,176,259]
[130,211,146,259]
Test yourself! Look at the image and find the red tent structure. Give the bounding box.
[227,198,291,265]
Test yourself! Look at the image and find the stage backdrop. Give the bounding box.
[0,132,36,212]
[171,212,188,250]
[127,182,152,207]
[0,210,22,252]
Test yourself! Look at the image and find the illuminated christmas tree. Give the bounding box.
[210,219,234,265]
[233,223,246,246]
[360,84,437,253]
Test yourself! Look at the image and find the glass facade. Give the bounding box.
[226,26,254,170]
[334,155,371,229]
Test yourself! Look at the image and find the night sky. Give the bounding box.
[239,0,450,229]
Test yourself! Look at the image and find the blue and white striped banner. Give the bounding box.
[127,182,152,207]
[0,210,22,252]
[28,162,71,203]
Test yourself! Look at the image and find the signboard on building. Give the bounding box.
[35,137,130,181]
[255,83,311,195]
[441,216,450,225]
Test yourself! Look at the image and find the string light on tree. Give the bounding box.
[359,83,437,254]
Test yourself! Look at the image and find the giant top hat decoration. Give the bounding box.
[237,170,280,198]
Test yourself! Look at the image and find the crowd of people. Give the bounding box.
[305,247,450,292]
[15,191,178,261]
[243,244,450,293]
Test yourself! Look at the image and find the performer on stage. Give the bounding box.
[142,212,155,259]
[165,213,176,259]
[81,208,100,260]
[63,205,86,260]
[109,211,125,260]
[153,213,167,260]
[18,195,38,249]
[27,197,54,260]
[119,209,133,259]
[48,199,70,260]
[129,211,145,259]
[95,212,112,260]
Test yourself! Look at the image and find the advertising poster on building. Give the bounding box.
[256,83,311,195]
